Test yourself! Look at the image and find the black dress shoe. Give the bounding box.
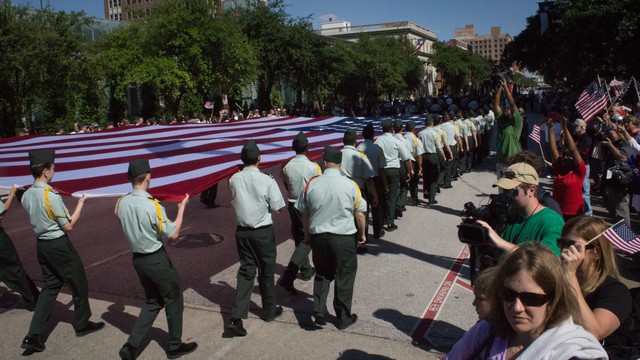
[314,314,326,326]
[356,246,368,254]
[430,200,438,205]
[395,210,403,218]
[21,335,45,352]
[442,185,453,189]
[167,342,198,359]
[119,343,138,360]
[75,321,105,337]
[384,224,398,232]
[278,279,298,295]
[299,268,315,281]
[337,314,358,330]
[264,306,283,322]
[226,319,247,337]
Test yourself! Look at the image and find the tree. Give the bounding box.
[0,2,92,136]
[430,42,491,94]
[503,0,640,88]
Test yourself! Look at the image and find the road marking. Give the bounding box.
[85,249,131,270]
[411,245,469,346]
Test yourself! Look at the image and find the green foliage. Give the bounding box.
[430,42,491,93]
[503,0,640,88]
[0,1,93,136]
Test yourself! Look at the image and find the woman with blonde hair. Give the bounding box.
[560,216,633,346]
[444,243,606,359]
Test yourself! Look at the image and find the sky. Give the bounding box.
[12,0,540,40]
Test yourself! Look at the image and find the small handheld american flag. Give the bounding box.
[601,221,640,254]
[529,124,541,144]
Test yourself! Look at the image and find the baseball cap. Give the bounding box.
[493,162,539,189]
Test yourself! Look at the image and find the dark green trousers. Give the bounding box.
[129,247,184,351]
[281,203,313,284]
[444,147,458,186]
[29,235,90,335]
[232,225,277,320]
[383,168,401,226]
[422,153,439,203]
[311,233,357,327]
[466,136,475,171]
[437,154,446,186]
[0,228,39,308]
[398,164,409,209]
[409,161,420,203]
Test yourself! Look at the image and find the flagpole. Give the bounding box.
[585,219,625,245]
[634,77,640,102]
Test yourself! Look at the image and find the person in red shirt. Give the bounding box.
[548,115,586,221]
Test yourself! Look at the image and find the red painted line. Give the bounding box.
[411,245,470,346]
[456,278,473,292]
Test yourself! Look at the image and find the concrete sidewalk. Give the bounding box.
[0,290,434,359]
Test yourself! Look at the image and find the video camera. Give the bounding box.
[490,66,514,88]
[457,193,511,245]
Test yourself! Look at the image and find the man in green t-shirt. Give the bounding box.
[493,76,523,175]
[476,162,564,256]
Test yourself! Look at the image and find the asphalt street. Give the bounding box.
[1,112,639,359]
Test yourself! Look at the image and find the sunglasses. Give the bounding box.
[556,237,597,250]
[501,287,549,307]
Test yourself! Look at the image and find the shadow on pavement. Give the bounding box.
[366,239,461,272]
[336,349,395,360]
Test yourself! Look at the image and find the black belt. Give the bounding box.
[133,246,165,259]
[236,224,272,231]
[37,234,68,241]
[311,233,356,238]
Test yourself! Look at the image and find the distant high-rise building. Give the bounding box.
[454,24,512,62]
[104,0,267,21]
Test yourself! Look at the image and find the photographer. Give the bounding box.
[476,162,564,256]
[493,76,522,176]
[601,126,632,226]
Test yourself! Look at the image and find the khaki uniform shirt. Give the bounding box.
[440,121,459,147]
[229,166,285,228]
[340,145,375,190]
[282,154,321,203]
[357,139,387,174]
[115,189,177,253]
[404,132,426,158]
[418,127,443,154]
[22,182,69,240]
[295,168,367,235]
[375,133,411,169]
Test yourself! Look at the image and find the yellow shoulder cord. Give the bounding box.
[359,151,366,179]
[314,162,322,176]
[352,180,362,209]
[114,195,126,219]
[148,198,163,235]
[43,187,58,221]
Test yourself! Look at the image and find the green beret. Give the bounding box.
[343,129,357,144]
[405,120,415,131]
[241,139,260,164]
[128,159,151,179]
[323,145,342,164]
[292,131,308,152]
[28,150,55,166]
[381,119,393,131]
[393,119,403,131]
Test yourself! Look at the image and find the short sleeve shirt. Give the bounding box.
[357,140,386,174]
[501,207,564,256]
[375,133,411,169]
[340,145,376,190]
[295,168,367,235]
[21,182,70,240]
[115,189,177,253]
[229,166,286,228]
[404,132,426,158]
[282,154,322,202]
[418,128,443,154]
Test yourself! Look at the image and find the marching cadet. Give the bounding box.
[226,140,286,337]
[295,146,366,330]
[116,159,196,360]
[280,132,321,295]
[418,115,446,206]
[463,111,478,172]
[20,150,104,353]
[375,119,411,231]
[393,120,414,216]
[0,185,39,311]
[404,120,425,206]
[340,129,378,253]
[440,113,461,189]
[357,124,388,239]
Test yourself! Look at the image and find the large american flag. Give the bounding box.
[575,81,608,122]
[609,79,628,98]
[0,115,424,201]
[602,221,640,254]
